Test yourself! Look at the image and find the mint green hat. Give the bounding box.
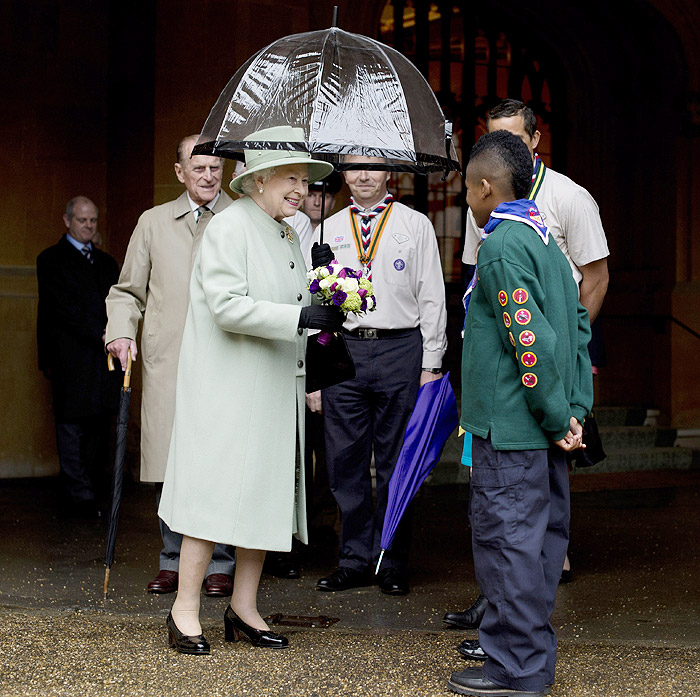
[230,126,334,194]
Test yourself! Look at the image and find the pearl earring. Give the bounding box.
[259,187,263,194]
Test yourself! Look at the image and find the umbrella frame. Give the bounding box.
[193,138,461,175]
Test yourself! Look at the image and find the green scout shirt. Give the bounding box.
[461,219,593,450]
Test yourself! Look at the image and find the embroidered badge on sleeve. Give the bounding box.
[513,288,529,304]
[522,373,538,388]
[498,290,508,306]
[503,312,512,328]
[514,309,531,325]
[519,330,536,347]
[521,352,537,367]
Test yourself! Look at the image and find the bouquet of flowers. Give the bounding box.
[307,260,377,345]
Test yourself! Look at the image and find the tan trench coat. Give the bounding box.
[158,196,309,550]
[104,191,233,482]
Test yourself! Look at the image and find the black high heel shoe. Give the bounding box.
[224,606,289,649]
[167,612,210,655]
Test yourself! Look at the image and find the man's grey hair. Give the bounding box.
[65,196,96,219]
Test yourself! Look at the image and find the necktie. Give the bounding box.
[81,245,94,264]
[196,206,211,222]
[349,193,393,280]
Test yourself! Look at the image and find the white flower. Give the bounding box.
[338,277,359,293]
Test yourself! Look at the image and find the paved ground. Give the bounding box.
[1,473,699,696]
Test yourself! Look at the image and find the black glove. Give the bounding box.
[311,242,334,268]
[298,305,345,332]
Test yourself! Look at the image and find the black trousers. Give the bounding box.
[322,329,422,572]
[55,415,110,503]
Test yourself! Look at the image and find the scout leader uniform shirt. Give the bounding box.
[321,200,447,369]
[461,218,593,450]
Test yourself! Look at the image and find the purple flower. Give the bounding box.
[337,267,348,279]
[332,290,347,306]
[358,288,367,299]
[360,298,367,312]
[330,281,338,291]
[309,279,320,294]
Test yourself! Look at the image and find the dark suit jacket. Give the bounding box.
[37,235,121,421]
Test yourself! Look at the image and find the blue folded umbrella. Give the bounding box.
[376,372,459,573]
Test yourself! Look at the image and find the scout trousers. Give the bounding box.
[469,435,569,692]
[322,329,422,572]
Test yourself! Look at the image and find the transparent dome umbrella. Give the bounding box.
[192,26,461,175]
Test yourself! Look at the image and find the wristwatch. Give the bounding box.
[422,367,441,374]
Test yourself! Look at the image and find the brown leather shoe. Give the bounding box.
[147,569,178,594]
[204,573,233,597]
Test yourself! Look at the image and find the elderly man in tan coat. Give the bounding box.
[105,135,236,597]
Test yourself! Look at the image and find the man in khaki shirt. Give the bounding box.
[105,135,235,596]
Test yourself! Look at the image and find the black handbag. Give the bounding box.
[567,412,606,468]
[305,332,356,392]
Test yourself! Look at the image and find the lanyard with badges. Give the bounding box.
[349,203,393,277]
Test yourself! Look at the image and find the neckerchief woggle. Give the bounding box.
[459,194,549,466]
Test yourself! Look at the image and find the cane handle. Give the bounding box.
[107,349,133,389]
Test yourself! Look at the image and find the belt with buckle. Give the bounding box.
[342,327,415,340]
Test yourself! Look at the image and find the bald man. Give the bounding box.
[37,196,121,516]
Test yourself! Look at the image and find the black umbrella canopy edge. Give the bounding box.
[192,139,461,174]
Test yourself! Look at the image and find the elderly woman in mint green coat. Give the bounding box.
[158,126,342,655]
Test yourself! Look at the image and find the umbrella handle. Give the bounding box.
[107,349,133,389]
[375,549,386,575]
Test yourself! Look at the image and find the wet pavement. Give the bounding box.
[1,474,699,696]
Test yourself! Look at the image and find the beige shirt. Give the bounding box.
[463,166,609,285]
[320,201,447,369]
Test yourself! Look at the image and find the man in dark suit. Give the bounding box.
[37,196,121,516]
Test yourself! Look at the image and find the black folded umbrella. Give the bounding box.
[103,350,132,597]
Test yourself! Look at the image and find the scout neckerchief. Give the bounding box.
[529,153,546,199]
[462,199,549,320]
[349,192,394,280]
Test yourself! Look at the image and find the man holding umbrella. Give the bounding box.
[105,135,236,597]
[316,157,447,596]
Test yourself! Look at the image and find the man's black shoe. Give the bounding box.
[264,552,300,579]
[316,567,370,592]
[448,670,546,696]
[457,638,486,660]
[443,593,488,629]
[376,568,409,595]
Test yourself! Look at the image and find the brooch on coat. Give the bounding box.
[285,226,294,244]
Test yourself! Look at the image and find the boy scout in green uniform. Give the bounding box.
[449,130,593,697]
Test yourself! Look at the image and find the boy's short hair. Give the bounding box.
[468,130,533,200]
[487,99,538,139]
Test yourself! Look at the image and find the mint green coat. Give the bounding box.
[158,196,309,551]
